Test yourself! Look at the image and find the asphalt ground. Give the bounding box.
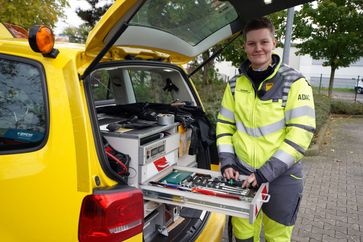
[320,91,363,103]
[221,116,363,241]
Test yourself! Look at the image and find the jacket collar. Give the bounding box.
[239,53,281,76]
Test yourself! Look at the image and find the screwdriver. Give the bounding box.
[191,187,241,200]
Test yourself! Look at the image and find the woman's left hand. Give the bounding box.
[242,173,258,188]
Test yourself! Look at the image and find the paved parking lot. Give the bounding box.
[222,116,363,241]
[293,116,363,241]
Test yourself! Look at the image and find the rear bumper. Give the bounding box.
[148,211,226,242]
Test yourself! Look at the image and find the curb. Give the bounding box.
[305,118,330,156]
[331,114,363,119]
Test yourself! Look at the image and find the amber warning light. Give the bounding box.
[28,25,59,58]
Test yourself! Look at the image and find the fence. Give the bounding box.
[310,74,361,89]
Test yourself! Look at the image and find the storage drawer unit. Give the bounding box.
[140,166,270,224]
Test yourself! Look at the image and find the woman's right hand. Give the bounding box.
[223,167,240,180]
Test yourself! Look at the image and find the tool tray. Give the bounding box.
[140,166,270,224]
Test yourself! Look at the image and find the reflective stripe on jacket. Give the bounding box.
[216,54,316,182]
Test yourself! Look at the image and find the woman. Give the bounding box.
[216,17,315,241]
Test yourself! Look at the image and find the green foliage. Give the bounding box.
[193,79,226,125]
[218,11,287,68]
[0,0,69,28]
[294,0,363,68]
[62,0,112,43]
[76,0,112,28]
[63,24,91,43]
[189,58,224,85]
[294,0,363,97]
[331,100,363,115]
[129,70,173,103]
[217,36,246,68]
[91,70,113,100]
[134,0,237,46]
[313,92,331,134]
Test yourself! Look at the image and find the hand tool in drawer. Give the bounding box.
[150,171,257,200]
[141,166,270,224]
[149,181,243,200]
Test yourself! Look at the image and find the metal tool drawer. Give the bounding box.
[140,166,270,224]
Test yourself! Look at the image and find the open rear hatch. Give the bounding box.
[81,0,314,78]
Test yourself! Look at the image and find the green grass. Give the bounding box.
[313,92,331,134]
[331,100,363,115]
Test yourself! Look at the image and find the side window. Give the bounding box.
[129,70,173,103]
[0,56,47,152]
[90,70,114,101]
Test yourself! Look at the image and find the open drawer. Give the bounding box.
[140,166,270,224]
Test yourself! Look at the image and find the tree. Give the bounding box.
[76,0,112,28]
[62,25,91,43]
[294,0,363,97]
[62,0,112,43]
[0,0,69,29]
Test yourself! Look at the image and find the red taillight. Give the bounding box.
[79,188,144,242]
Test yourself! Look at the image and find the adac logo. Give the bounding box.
[298,94,310,101]
[265,83,273,91]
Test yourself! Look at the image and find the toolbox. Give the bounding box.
[140,165,270,224]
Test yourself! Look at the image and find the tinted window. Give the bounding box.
[90,66,190,105]
[130,0,238,46]
[129,70,173,103]
[0,57,46,151]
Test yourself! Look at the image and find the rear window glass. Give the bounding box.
[129,0,238,46]
[128,70,173,103]
[90,65,196,106]
[0,57,46,152]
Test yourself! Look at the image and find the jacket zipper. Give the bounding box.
[248,77,257,170]
[250,78,266,170]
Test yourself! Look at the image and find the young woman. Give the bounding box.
[217,17,316,241]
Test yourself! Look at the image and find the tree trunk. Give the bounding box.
[202,51,212,85]
[328,66,336,98]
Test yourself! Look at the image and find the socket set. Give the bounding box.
[149,172,256,202]
[140,166,270,224]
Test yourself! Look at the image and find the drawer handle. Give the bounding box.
[157,163,169,168]
[258,193,271,203]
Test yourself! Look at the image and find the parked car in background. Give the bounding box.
[355,79,363,94]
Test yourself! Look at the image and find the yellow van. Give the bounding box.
[0,1,312,241]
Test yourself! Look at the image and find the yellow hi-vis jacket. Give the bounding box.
[216,54,315,182]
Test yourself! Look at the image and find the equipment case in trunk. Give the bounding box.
[140,166,270,224]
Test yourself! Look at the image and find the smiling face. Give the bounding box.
[244,28,276,71]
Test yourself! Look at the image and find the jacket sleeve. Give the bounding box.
[216,82,237,170]
[258,78,316,182]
